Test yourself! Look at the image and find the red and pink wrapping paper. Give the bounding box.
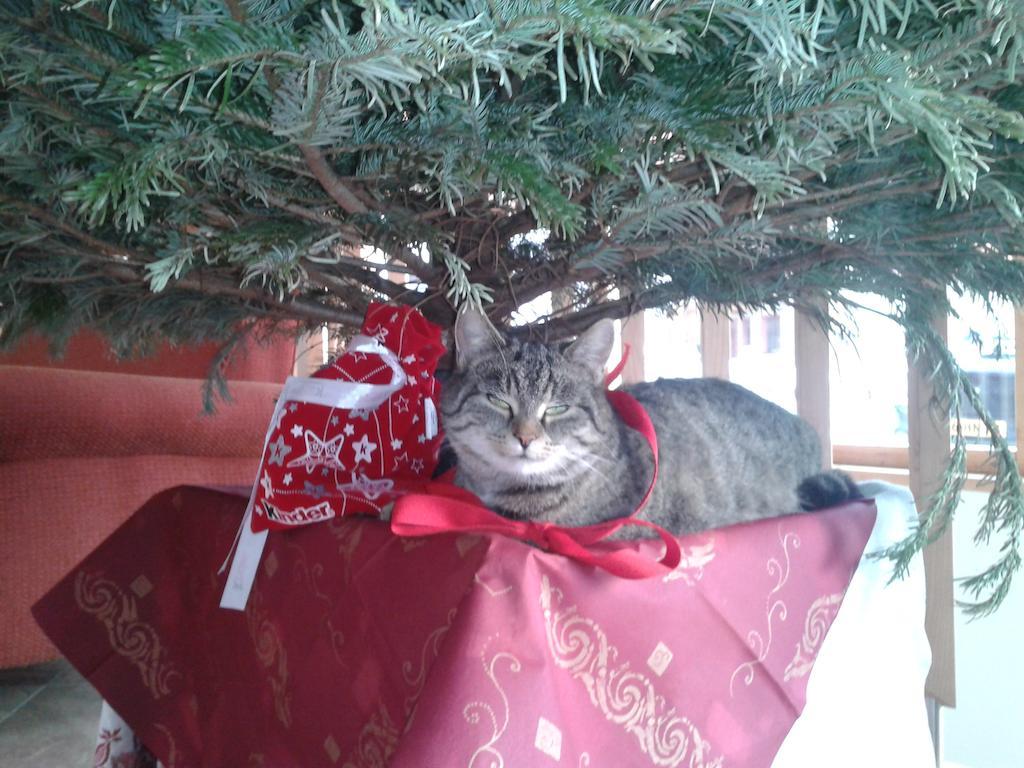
[33,486,876,768]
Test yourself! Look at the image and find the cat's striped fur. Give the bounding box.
[440,308,860,536]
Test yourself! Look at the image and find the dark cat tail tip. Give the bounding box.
[797,470,864,511]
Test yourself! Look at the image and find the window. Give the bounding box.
[829,294,909,447]
[947,293,1016,448]
[729,308,797,413]
[641,306,703,381]
[764,314,781,353]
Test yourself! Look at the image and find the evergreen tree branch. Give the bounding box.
[7,0,1024,612]
[299,144,369,216]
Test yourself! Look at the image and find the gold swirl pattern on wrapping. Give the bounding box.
[783,592,845,682]
[463,642,521,768]
[662,540,716,586]
[74,572,180,700]
[539,578,722,768]
[341,704,400,768]
[153,722,178,767]
[245,588,292,728]
[341,608,459,767]
[288,543,347,665]
[473,573,513,598]
[729,526,800,697]
[400,537,427,553]
[327,518,365,586]
[402,608,458,715]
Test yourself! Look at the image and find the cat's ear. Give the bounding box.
[453,305,503,369]
[565,319,615,383]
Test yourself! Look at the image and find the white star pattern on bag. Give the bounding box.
[282,472,293,485]
[259,471,274,498]
[417,434,427,444]
[337,471,394,501]
[395,396,410,413]
[351,434,378,464]
[392,452,408,471]
[287,431,346,472]
[343,423,356,436]
[410,458,425,474]
[304,481,327,499]
[268,436,292,466]
[290,424,303,438]
[391,438,403,450]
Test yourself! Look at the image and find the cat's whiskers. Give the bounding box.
[572,450,614,466]
[561,453,616,492]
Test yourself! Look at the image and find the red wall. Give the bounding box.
[1,330,296,383]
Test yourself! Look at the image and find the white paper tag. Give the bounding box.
[219,503,268,611]
[424,398,438,439]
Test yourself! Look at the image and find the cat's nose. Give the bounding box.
[513,419,542,450]
[516,433,537,449]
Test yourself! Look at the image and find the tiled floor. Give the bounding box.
[0,659,101,767]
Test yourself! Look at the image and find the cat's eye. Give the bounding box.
[486,394,512,412]
[544,404,570,418]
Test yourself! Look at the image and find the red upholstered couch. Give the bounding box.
[0,332,293,668]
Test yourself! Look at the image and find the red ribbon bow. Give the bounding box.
[390,347,682,578]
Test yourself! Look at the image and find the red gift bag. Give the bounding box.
[250,303,446,532]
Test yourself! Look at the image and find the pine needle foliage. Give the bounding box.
[4,0,1024,612]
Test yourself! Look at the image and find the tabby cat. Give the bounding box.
[440,308,860,536]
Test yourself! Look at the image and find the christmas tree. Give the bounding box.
[3,0,1024,612]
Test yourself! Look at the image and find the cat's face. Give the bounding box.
[441,309,616,490]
